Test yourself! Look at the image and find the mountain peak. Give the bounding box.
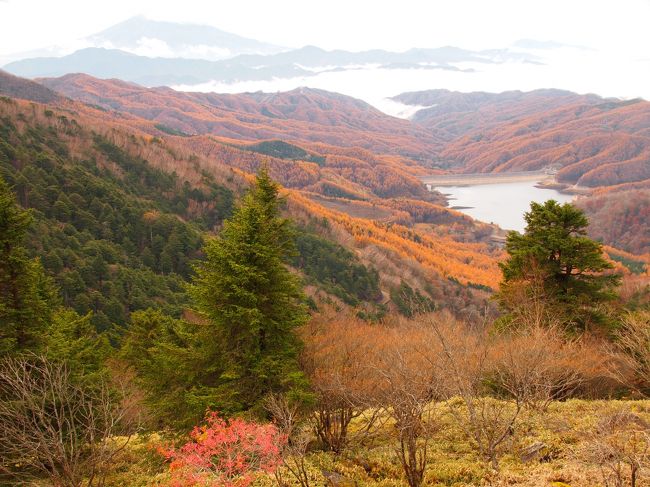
[86,16,284,60]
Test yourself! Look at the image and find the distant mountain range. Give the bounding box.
[2,17,542,87]
[3,45,538,87]
[2,16,285,65]
[391,89,605,138]
[392,88,650,188]
[37,73,442,159]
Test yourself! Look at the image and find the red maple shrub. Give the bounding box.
[161,411,285,487]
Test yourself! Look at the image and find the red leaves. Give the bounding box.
[162,411,286,487]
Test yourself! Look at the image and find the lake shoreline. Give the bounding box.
[430,180,575,232]
[420,170,555,188]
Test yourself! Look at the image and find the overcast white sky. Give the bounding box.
[2,0,649,54]
[1,0,649,101]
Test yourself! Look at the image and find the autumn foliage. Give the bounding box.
[439,98,650,188]
[161,411,285,487]
[578,189,650,255]
[39,74,441,159]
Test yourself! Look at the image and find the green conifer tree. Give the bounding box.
[0,176,57,354]
[497,200,620,330]
[189,168,309,413]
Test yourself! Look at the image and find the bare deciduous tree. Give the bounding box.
[265,393,313,487]
[491,326,608,411]
[300,315,381,453]
[496,265,557,330]
[0,355,135,487]
[366,322,445,487]
[424,313,524,471]
[611,311,650,396]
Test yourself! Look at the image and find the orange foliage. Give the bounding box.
[0,97,502,300]
[439,99,650,187]
[578,190,650,255]
[40,74,441,159]
[287,191,502,289]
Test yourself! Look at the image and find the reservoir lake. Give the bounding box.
[436,181,575,233]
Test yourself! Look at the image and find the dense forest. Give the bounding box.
[0,95,509,322]
[0,112,230,329]
[0,107,384,333]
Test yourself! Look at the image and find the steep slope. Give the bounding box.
[0,97,393,327]
[0,93,501,319]
[0,99,231,329]
[577,188,650,255]
[39,74,648,256]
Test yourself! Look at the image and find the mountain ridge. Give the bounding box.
[39,73,444,159]
[3,42,537,87]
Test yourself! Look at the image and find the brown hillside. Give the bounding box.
[394,88,603,140]
[39,74,443,160]
[0,69,62,104]
[0,94,502,316]
[437,99,650,187]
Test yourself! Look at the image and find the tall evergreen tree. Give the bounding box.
[0,176,57,354]
[497,200,619,330]
[189,168,309,413]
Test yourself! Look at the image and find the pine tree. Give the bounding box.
[497,200,619,330]
[0,176,57,355]
[189,168,309,413]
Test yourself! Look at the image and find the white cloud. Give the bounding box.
[129,37,175,58]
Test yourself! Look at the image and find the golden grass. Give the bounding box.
[104,399,650,487]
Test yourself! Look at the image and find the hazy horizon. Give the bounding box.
[2,0,649,104]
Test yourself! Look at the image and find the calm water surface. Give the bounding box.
[436,181,575,233]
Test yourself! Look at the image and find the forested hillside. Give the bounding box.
[1,161,648,486]
[0,81,508,318]
[578,188,650,256]
[0,67,649,487]
[0,98,390,331]
[392,88,603,139]
[0,101,230,329]
[2,5,650,484]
